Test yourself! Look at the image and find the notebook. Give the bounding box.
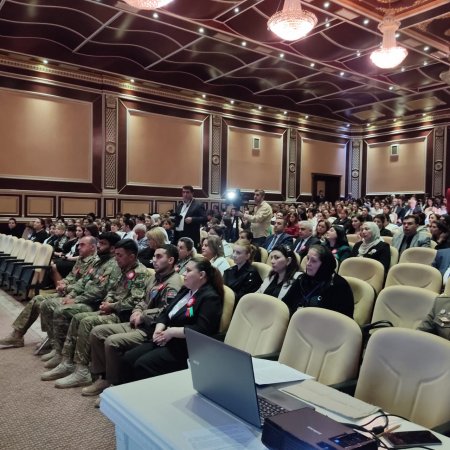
[185,328,311,428]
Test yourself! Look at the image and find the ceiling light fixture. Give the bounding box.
[268,0,318,41]
[370,14,408,69]
[122,0,173,10]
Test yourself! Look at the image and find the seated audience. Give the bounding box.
[133,224,149,252]
[287,245,354,318]
[6,217,22,237]
[315,219,330,240]
[223,239,263,305]
[429,221,449,249]
[392,215,431,256]
[350,222,391,275]
[239,230,262,262]
[138,226,169,268]
[284,212,300,238]
[201,235,230,275]
[208,225,233,257]
[333,208,351,231]
[262,217,292,253]
[373,214,393,237]
[293,221,320,258]
[432,248,450,280]
[323,225,351,266]
[122,256,223,381]
[347,214,365,235]
[175,237,195,275]
[161,218,175,244]
[29,218,49,243]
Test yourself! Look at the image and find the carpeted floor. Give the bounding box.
[0,289,116,450]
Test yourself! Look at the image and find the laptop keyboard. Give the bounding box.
[257,395,287,425]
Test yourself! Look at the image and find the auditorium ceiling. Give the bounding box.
[0,0,449,126]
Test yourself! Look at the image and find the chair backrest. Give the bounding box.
[385,263,442,293]
[346,234,360,244]
[430,240,437,249]
[259,247,269,264]
[251,262,271,281]
[226,257,235,267]
[2,235,17,254]
[300,255,307,272]
[0,234,7,252]
[342,276,375,326]
[372,286,437,329]
[279,308,362,385]
[389,246,398,268]
[23,241,39,263]
[15,239,31,260]
[9,237,25,258]
[224,293,289,356]
[219,286,235,333]
[398,247,437,266]
[355,328,450,428]
[382,236,393,245]
[30,244,53,285]
[338,258,385,294]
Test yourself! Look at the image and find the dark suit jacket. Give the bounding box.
[293,236,321,259]
[30,229,49,244]
[432,248,450,276]
[262,232,293,251]
[173,199,206,247]
[156,284,223,359]
[223,262,263,304]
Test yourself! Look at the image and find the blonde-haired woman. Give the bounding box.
[201,235,230,275]
[138,226,170,268]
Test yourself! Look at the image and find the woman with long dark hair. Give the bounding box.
[122,256,224,381]
[323,225,351,266]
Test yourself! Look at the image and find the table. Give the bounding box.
[100,369,450,450]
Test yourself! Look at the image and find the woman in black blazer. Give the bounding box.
[351,222,391,275]
[122,256,224,381]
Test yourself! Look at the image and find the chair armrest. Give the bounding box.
[21,264,51,271]
[253,351,280,361]
[330,379,357,395]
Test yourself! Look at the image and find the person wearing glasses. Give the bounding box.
[392,215,431,256]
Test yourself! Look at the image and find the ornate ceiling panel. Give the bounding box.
[0,0,448,125]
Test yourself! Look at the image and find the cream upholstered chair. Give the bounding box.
[398,247,437,266]
[338,258,385,294]
[355,328,450,428]
[385,263,442,293]
[278,308,362,385]
[342,276,375,326]
[251,262,271,281]
[381,236,393,246]
[300,255,307,272]
[224,293,289,356]
[219,286,236,333]
[371,286,436,329]
[346,234,360,244]
[259,247,269,264]
[430,240,437,249]
[389,246,398,268]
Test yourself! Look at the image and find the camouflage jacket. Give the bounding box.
[67,254,119,306]
[105,261,151,319]
[64,255,97,294]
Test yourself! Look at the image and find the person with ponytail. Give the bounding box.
[122,256,223,381]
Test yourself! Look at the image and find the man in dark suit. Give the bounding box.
[403,196,422,216]
[173,185,206,248]
[392,197,406,224]
[293,221,321,259]
[262,217,293,252]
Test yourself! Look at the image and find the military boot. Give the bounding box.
[55,364,92,389]
[41,359,74,381]
[0,332,24,348]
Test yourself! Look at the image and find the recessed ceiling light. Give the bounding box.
[393,118,397,122]
[198,27,204,33]
[422,113,426,117]
[424,46,429,51]
[363,19,369,25]
[401,67,405,72]
[241,41,247,47]
[202,94,206,99]
[324,2,330,8]
[325,22,330,28]
[279,53,285,58]
[152,12,159,18]
[42,59,48,65]
[283,110,288,115]
[356,51,361,57]
[305,115,309,119]
[346,123,350,127]
[395,33,400,38]
[130,78,135,83]
[234,7,239,13]
[340,71,345,76]
[389,86,394,90]
[367,123,371,126]
[423,61,428,66]
[258,106,262,110]
[310,62,315,67]
[230,100,235,104]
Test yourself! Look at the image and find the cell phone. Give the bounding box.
[383,430,441,448]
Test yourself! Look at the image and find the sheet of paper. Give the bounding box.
[252,357,314,385]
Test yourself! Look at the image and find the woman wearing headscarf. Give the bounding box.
[350,221,391,275]
[285,244,354,318]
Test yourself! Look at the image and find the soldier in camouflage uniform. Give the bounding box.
[0,238,96,348]
[418,296,450,340]
[45,239,151,389]
[39,233,121,373]
[84,244,183,396]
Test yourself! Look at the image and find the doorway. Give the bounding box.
[311,174,341,202]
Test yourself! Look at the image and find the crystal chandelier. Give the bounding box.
[370,14,408,69]
[122,0,173,10]
[268,0,318,41]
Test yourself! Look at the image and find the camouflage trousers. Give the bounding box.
[40,297,93,352]
[12,293,59,334]
[61,312,120,366]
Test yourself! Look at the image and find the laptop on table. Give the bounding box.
[185,328,311,429]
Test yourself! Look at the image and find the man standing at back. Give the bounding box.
[173,185,206,248]
[239,189,272,246]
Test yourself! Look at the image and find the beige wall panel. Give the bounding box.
[156,201,176,215]
[120,200,151,215]
[105,200,115,217]
[27,197,54,216]
[300,139,347,195]
[227,127,283,192]
[0,196,20,215]
[127,111,203,188]
[366,139,426,194]
[61,198,97,216]
[0,89,92,182]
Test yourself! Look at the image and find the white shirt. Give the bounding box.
[176,201,192,232]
